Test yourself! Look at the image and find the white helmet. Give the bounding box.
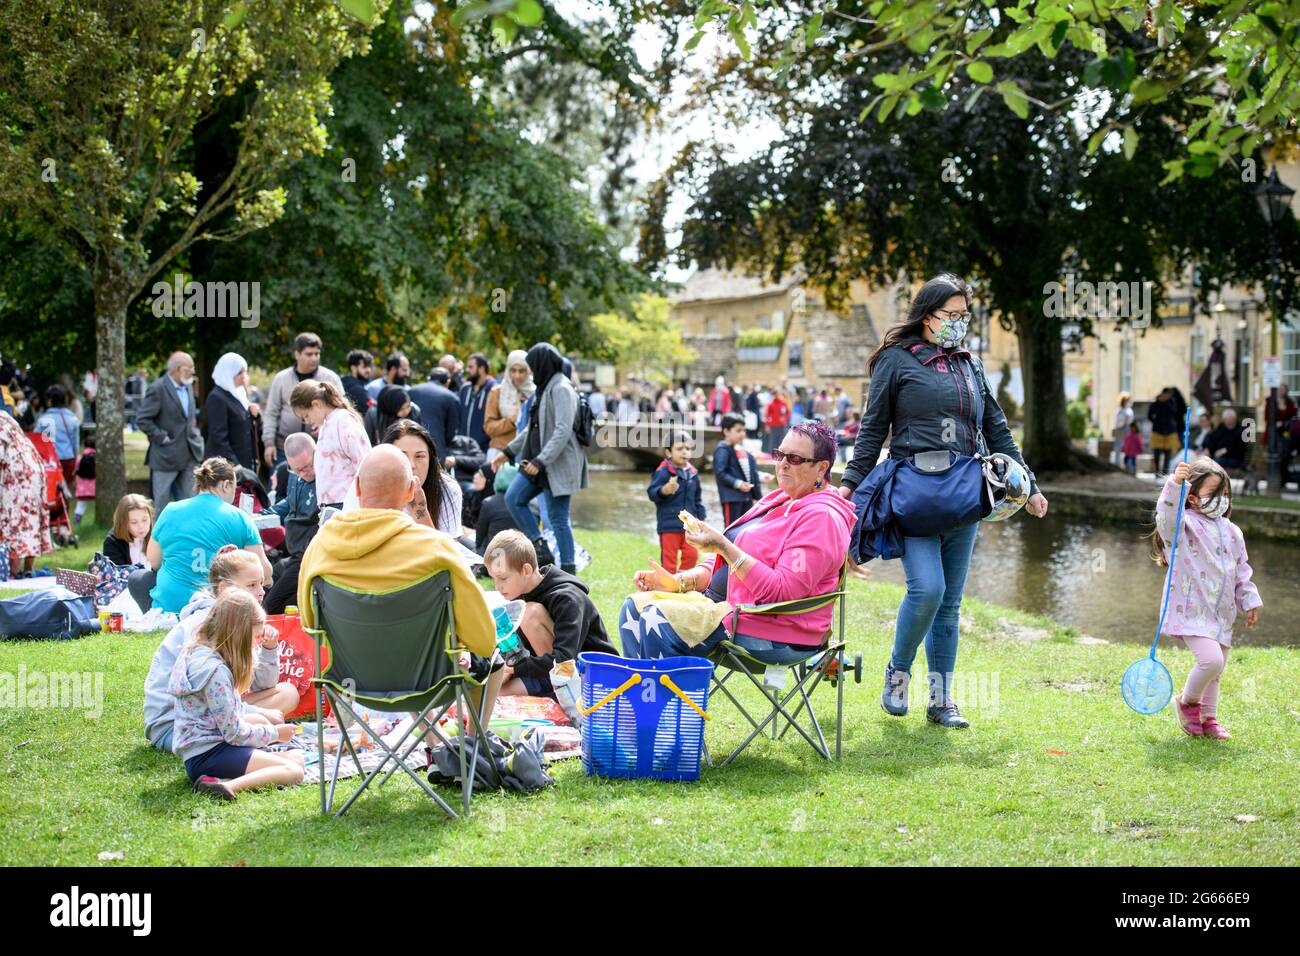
[982,453,1030,522]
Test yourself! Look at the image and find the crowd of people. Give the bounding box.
[1110,384,1297,479]
[0,279,1271,796]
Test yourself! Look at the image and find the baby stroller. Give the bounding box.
[25,431,76,546]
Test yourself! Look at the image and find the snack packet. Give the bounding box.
[550,659,584,728]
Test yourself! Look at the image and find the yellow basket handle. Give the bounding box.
[580,674,641,716]
[659,674,710,721]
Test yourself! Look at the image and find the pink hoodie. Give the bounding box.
[715,486,857,647]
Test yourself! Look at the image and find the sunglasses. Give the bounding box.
[771,449,818,466]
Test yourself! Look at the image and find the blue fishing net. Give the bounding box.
[1122,656,1173,714]
[1122,409,1191,716]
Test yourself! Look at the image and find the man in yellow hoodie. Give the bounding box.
[298,445,502,718]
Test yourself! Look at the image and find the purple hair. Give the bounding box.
[789,420,837,465]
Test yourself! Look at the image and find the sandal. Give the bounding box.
[1200,717,1231,740]
[1173,693,1203,737]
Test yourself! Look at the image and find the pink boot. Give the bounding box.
[1173,694,1203,736]
[1201,717,1231,740]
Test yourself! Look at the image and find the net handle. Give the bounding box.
[1151,408,1193,659]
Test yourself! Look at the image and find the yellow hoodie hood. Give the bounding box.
[297,508,496,657]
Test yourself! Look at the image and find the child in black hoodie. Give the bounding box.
[483,529,616,699]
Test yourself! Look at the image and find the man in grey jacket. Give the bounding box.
[261,331,343,467]
[136,352,204,510]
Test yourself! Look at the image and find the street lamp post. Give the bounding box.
[1254,166,1296,495]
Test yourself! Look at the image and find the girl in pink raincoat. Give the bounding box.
[1150,458,1262,739]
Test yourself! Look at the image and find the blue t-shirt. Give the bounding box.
[149,493,260,613]
[37,408,80,460]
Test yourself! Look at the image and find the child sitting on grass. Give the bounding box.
[1151,458,1262,740]
[103,493,153,567]
[648,430,705,573]
[169,589,304,799]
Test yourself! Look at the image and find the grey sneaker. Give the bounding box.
[881,663,910,716]
[926,702,970,728]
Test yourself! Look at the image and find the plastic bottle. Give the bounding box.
[493,600,528,666]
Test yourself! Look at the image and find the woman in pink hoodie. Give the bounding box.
[619,421,856,664]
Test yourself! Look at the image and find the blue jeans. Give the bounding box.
[893,521,979,705]
[505,472,573,566]
[618,598,814,666]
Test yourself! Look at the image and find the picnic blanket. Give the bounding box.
[274,697,582,785]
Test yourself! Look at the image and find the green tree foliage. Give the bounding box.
[655,13,1300,473]
[590,294,698,385]
[0,0,380,516]
[691,0,1300,180]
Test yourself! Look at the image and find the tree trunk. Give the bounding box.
[1015,317,1076,475]
[93,261,133,525]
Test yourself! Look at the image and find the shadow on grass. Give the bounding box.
[1145,735,1245,770]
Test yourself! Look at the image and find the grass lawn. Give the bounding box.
[1,528,1296,866]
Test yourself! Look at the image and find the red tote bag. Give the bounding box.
[265,612,331,720]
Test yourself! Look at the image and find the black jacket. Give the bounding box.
[447,435,486,485]
[1204,424,1248,463]
[474,492,536,554]
[340,375,372,414]
[408,381,460,460]
[713,442,762,505]
[512,566,617,680]
[102,533,135,567]
[204,387,256,471]
[842,339,1037,495]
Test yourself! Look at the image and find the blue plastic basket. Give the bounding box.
[576,652,714,782]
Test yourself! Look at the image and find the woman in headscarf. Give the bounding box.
[204,352,260,470]
[503,343,587,572]
[483,349,534,464]
[364,384,420,446]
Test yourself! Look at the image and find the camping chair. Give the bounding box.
[305,570,493,819]
[706,560,857,766]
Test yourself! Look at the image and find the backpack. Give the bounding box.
[573,390,595,447]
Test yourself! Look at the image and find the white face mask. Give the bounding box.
[1199,495,1230,519]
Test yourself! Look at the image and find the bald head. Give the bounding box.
[355,445,415,511]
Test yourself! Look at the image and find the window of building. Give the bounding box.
[1189,328,1205,371]
[757,313,771,330]
[771,309,784,332]
[787,340,804,376]
[1119,337,1133,394]
[706,317,718,336]
[1285,329,1300,393]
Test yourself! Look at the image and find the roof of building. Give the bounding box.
[672,266,804,305]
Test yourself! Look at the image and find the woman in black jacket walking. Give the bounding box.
[839,275,1048,728]
[204,353,259,470]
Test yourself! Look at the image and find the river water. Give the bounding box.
[572,469,1299,647]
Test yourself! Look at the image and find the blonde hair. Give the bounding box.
[112,494,153,547]
[290,380,360,423]
[191,589,265,694]
[485,529,538,573]
[193,457,237,492]
[1147,458,1233,566]
[208,546,261,591]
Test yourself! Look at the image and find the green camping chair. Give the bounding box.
[305,570,492,819]
[706,560,858,766]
